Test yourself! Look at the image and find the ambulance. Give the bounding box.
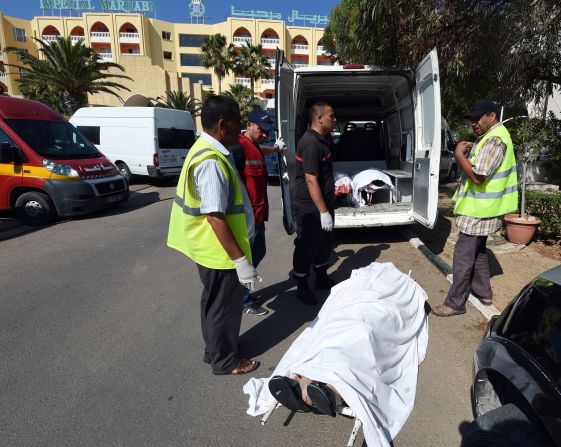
[0,97,129,226]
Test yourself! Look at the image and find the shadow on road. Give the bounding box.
[239,237,390,359]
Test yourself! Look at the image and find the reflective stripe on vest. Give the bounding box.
[454,124,518,218]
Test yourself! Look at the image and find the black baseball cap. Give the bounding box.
[247,109,274,131]
[464,100,500,119]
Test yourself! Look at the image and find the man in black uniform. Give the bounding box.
[292,102,337,305]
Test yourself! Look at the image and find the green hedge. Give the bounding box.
[524,190,561,239]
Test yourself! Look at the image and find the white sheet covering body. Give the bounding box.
[244,262,429,447]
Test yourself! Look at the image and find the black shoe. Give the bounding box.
[268,376,313,413]
[296,278,317,305]
[307,382,337,417]
[315,269,335,290]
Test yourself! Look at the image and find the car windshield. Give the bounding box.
[6,119,102,160]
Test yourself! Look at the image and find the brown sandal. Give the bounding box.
[214,358,260,375]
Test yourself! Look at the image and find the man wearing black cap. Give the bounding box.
[231,109,285,315]
[432,100,518,317]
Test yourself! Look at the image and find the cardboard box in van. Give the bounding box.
[0,97,129,226]
[275,49,442,232]
[70,107,196,181]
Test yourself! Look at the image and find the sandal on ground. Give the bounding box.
[268,376,313,413]
[307,382,337,417]
[431,304,466,317]
[213,358,260,375]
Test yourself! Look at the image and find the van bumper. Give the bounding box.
[147,165,181,177]
[45,176,129,217]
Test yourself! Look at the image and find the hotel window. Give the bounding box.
[179,34,207,47]
[13,28,26,42]
[16,49,28,62]
[19,68,28,80]
[180,54,202,66]
[162,31,171,40]
[181,73,212,85]
[163,51,173,60]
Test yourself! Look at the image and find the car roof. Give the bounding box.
[0,96,63,121]
[536,264,561,286]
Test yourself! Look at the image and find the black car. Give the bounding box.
[461,265,561,447]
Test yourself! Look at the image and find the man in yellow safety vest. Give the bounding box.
[168,96,260,374]
[432,100,518,317]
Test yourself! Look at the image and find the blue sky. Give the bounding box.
[1,0,340,24]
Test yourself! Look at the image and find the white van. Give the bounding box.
[70,107,196,181]
[275,48,442,232]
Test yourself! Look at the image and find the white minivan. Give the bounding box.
[275,48,442,232]
[70,107,196,181]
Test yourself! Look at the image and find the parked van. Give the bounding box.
[0,97,129,226]
[275,49,441,231]
[70,107,196,181]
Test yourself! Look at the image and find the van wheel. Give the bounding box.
[461,404,554,447]
[15,191,56,226]
[116,161,131,183]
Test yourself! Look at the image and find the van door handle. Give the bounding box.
[415,163,421,171]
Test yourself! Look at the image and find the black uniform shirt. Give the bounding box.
[293,129,335,210]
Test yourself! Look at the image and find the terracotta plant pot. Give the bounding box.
[504,213,541,245]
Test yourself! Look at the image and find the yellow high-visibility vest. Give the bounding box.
[454,124,518,218]
[167,137,251,269]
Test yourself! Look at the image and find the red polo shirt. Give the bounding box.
[232,134,269,226]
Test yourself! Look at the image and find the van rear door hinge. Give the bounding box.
[433,74,438,82]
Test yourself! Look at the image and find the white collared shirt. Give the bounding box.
[193,132,255,239]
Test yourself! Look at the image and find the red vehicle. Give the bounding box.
[0,97,128,225]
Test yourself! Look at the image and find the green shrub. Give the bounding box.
[524,190,561,239]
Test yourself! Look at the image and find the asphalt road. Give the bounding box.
[0,179,486,447]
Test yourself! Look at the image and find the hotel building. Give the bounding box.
[0,11,331,107]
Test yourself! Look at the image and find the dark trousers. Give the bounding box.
[444,232,492,310]
[196,263,244,373]
[292,207,334,278]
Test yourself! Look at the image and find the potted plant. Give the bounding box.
[503,118,552,245]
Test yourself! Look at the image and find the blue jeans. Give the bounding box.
[243,224,266,307]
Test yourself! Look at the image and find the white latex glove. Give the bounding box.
[320,212,334,232]
[233,256,261,291]
[274,137,286,152]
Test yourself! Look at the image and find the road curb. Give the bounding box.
[401,229,500,321]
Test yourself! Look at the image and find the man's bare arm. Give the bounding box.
[305,173,328,213]
[207,213,244,260]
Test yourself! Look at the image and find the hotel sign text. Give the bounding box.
[39,0,155,13]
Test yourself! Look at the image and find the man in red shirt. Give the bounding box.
[231,110,285,315]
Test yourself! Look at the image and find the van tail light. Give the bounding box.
[153,153,159,167]
[343,64,365,69]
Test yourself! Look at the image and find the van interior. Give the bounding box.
[294,72,416,216]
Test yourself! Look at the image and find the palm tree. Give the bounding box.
[200,34,235,94]
[4,37,131,115]
[150,90,202,117]
[233,43,270,97]
[224,84,261,122]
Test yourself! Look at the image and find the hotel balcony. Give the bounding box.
[261,38,280,49]
[291,44,309,54]
[261,78,275,88]
[267,58,276,68]
[90,32,111,43]
[0,71,6,80]
[294,63,309,68]
[99,52,113,61]
[234,77,251,87]
[42,35,59,44]
[317,45,327,56]
[119,32,140,43]
[70,36,85,44]
[233,36,252,47]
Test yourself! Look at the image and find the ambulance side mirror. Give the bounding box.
[0,142,21,163]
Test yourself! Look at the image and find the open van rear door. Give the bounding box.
[412,48,441,228]
[275,49,297,234]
